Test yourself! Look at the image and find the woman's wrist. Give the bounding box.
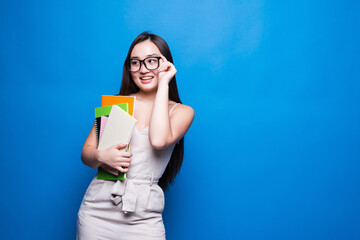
[94,149,104,165]
[81,147,103,169]
[157,81,169,91]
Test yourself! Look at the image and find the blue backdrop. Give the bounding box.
[1,0,359,239]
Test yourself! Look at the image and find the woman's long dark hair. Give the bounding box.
[119,32,184,190]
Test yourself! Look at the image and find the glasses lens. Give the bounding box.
[129,60,140,72]
[144,57,159,70]
[129,57,160,72]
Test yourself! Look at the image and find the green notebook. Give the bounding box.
[97,167,126,181]
[95,103,128,118]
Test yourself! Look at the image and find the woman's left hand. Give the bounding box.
[156,54,177,85]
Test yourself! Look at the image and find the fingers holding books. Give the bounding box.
[112,143,127,150]
[96,143,132,173]
[116,152,132,173]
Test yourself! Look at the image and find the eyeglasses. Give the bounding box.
[128,56,161,72]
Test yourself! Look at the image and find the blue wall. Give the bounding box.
[1,0,359,239]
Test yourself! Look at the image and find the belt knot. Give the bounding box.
[110,173,158,213]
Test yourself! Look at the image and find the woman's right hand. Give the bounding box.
[95,143,132,173]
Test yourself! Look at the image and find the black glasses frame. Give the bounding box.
[128,56,162,72]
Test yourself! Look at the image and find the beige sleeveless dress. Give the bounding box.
[77,104,179,240]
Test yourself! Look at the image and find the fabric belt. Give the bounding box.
[110,173,158,213]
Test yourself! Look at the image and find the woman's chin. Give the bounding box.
[138,84,158,93]
[135,80,158,92]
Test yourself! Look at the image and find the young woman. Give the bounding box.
[77,32,194,240]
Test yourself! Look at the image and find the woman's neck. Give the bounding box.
[135,90,157,102]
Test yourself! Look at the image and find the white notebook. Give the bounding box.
[97,105,137,150]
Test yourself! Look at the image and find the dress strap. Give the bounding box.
[169,103,180,116]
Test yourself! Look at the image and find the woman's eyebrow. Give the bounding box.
[130,53,159,59]
[146,53,160,57]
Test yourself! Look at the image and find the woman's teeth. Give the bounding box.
[140,76,153,80]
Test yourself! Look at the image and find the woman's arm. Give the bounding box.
[149,57,195,150]
[81,122,132,172]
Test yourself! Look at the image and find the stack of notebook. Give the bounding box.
[95,95,137,180]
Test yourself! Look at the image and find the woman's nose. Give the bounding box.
[139,62,149,73]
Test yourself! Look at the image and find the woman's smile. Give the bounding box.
[139,75,154,84]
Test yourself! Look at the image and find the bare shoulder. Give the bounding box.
[171,103,195,119]
[169,103,194,137]
[177,103,194,113]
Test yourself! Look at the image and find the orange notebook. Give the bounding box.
[101,95,136,116]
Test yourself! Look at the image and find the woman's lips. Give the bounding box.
[140,76,154,84]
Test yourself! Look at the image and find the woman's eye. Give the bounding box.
[147,59,156,63]
[131,61,139,65]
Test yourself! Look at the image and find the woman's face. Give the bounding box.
[130,40,162,93]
